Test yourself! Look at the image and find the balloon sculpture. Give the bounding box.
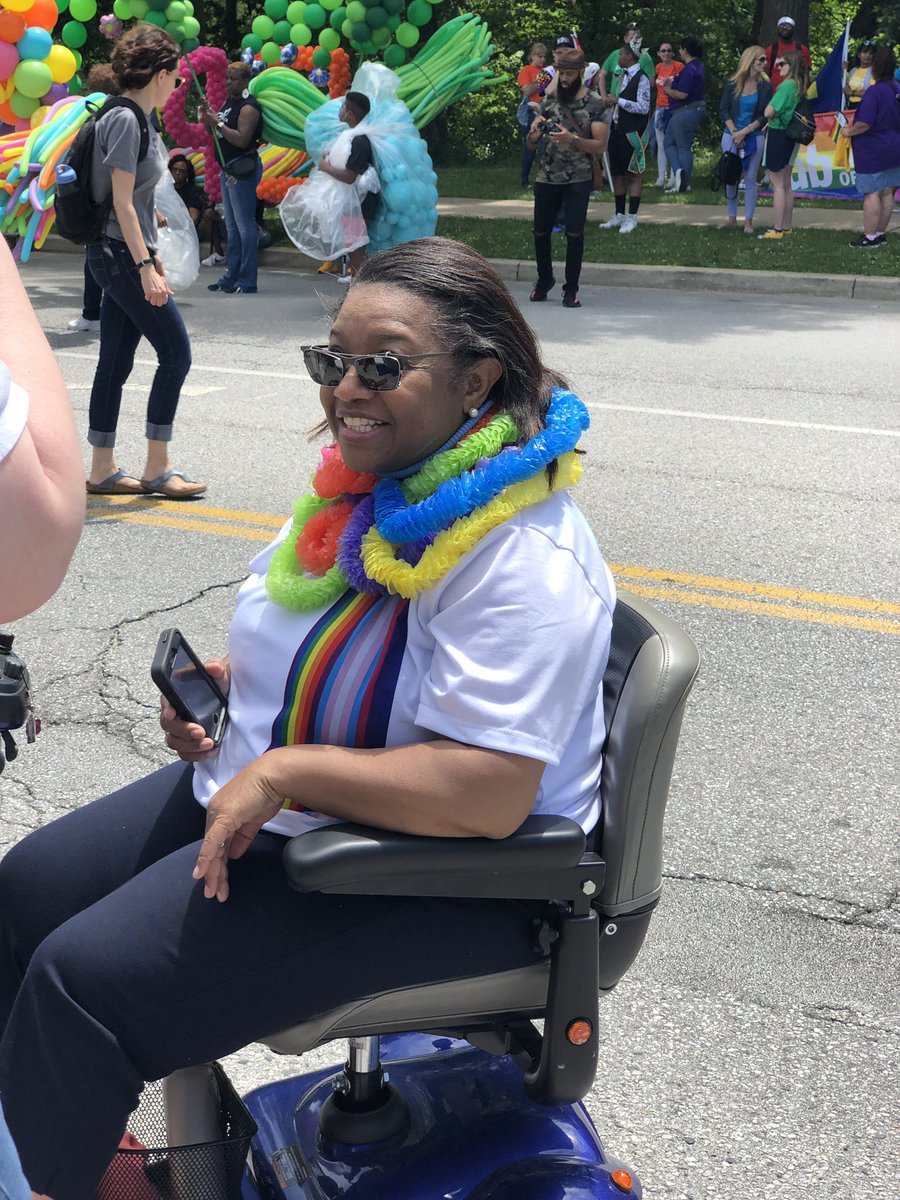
[162,45,228,202]
[0,0,77,130]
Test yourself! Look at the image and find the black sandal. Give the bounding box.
[562,287,581,308]
[530,277,555,302]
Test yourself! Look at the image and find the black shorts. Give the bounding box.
[608,126,643,177]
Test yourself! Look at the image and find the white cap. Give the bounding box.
[777,15,796,26]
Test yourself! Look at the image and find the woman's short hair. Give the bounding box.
[110,25,179,91]
[343,237,567,442]
[228,61,252,82]
[871,45,897,82]
[681,36,704,59]
[86,63,120,95]
[168,152,195,187]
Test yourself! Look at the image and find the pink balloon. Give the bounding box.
[0,41,20,78]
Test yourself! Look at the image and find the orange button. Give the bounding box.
[565,1018,593,1045]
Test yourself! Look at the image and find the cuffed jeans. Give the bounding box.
[664,102,706,189]
[533,178,592,292]
[0,762,547,1200]
[86,238,192,447]
[220,157,263,290]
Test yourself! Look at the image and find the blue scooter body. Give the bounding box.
[242,1032,641,1200]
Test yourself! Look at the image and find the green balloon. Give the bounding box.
[318,27,339,50]
[303,3,326,28]
[386,13,399,31]
[15,60,53,98]
[242,33,263,51]
[264,0,289,18]
[130,0,149,15]
[165,1,185,20]
[61,20,88,48]
[341,19,353,37]
[329,7,346,31]
[321,0,341,9]
[407,0,431,26]
[165,22,185,39]
[370,25,390,46]
[366,5,386,27]
[361,39,377,53]
[361,0,379,7]
[251,14,275,39]
[351,21,369,41]
[286,0,305,22]
[261,41,281,63]
[183,14,199,37]
[290,22,312,44]
[113,0,133,19]
[69,74,82,94]
[55,0,70,13]
[147,0,169,9]
[345,0,366,22]
[382,0,402,11]
[142,10,167,25]
[181,36,199,52]
[273,19,292,41]
[69,0,97,20]
[394,21,419,48]
[383,43,405,67]
[10,91,40,118]
[183,0,194,12]
[312,46,331,67]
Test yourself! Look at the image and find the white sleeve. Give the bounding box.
[0,363,28,464]
[415,521,614,766]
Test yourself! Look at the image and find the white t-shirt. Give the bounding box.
[193,490,616,839]
[0,363,28,464]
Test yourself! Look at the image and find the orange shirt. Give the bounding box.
[655,60,683,108]
[518,64,543,109]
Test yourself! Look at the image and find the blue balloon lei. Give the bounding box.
[373,388,590,543]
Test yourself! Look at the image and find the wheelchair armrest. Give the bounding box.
[282,814,605,904]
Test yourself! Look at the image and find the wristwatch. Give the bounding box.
[135,257,154,269]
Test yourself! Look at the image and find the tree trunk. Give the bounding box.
[753,0,810,47]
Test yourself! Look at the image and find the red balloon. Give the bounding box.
[0,11,28,43]
[25,0,60,34]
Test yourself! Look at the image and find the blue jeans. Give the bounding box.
[86,238,192,448]
[220,158,263,290]
[664,102,706,188]
[0,1101,28,1200]
[81,252,102,321]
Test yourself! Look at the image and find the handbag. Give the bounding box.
[785,102,815,145]
[710,149,742,191]
[223,149,258,180]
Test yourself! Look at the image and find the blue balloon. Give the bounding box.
[16,28,53,62]
[280,43,298,64]
[241,47,255,65]
[251,60,267,76]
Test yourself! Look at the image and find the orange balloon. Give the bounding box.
[0,10,28,42]
[0,98,18,126]
[25,0,59,33]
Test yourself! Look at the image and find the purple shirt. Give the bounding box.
[668,58,705,109]
[853,80,900,175]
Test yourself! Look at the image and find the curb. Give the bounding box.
[35,236,900,303]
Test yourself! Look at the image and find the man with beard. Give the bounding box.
[525,49,607,308]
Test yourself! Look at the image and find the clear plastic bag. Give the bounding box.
[154,170,200,293]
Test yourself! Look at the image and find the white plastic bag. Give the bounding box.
[154,169,200,292]
[279,127,378,260]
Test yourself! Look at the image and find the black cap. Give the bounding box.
[555,34,576,48]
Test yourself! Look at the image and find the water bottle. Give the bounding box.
[55,164,77,186]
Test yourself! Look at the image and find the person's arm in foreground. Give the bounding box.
[0,240,84,622]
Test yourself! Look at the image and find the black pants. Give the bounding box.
[533,178,592,293]
[0,763,545,1200]
[81,252,102,321]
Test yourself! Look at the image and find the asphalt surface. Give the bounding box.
[2,252,898,1200]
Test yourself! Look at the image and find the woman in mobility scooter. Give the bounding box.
[0,237,623,1198]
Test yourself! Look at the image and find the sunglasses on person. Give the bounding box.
[755,54,767,62]
[659,47,673,53]
[775,59,787,68]
[302,346,450,392]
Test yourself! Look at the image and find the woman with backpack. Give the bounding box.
[840,46,900,248]
[85,26,205,499]
[758,49,808,240]
[719,46,772,234]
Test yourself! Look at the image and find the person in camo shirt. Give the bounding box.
[525,49,607,309]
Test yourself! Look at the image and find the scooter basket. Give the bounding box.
[98,1062,257,1200]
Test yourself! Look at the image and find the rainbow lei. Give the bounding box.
[266,390,589,611]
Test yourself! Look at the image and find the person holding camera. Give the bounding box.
[525,49,607,308]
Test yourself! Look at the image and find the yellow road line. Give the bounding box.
[86,500,900,634]
[625,583,900,637]
[608,563,900,618]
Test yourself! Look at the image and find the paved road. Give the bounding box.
[3,253,898,1200]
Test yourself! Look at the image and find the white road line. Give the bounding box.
[588,402,900,438]
[53,353,900,437]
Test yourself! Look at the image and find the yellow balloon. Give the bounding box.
[1,0,38,13]
[30,103,49,127]
[45,44,78,85]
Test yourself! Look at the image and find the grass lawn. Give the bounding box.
[435,158,862,211]
[436,215,900,278]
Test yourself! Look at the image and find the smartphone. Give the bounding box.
[151,628,229,747]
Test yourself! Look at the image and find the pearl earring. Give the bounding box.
[468,406,480,418]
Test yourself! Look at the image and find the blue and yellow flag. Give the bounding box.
[809,23,850,113]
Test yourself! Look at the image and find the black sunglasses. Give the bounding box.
[302,346,449,392]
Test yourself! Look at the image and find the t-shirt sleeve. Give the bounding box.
[415,522,614,766]
[0,362,29,464]
[99,106,144,174]
[346,133,373,176]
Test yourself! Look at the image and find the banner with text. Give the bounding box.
[790,110,862,200]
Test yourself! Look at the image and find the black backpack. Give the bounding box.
[710,149,743,191]
[55,97,151,245]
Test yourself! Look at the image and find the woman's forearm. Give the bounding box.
[261,739,546,840]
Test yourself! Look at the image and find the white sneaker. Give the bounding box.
[68,315,100,332]
[619,215,638,234]
[337,272,353,285]
[665,169,682,193]
[201,253,225,267]
[600,212,625,229]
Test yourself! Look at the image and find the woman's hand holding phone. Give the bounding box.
[159,657,230,760]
